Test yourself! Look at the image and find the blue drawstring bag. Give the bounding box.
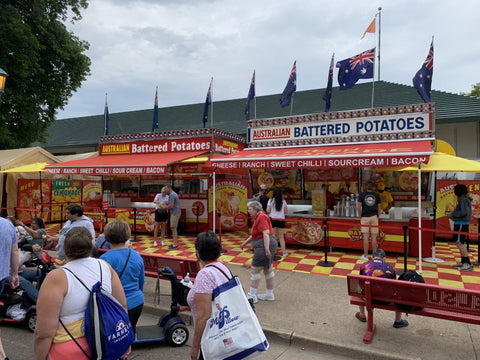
[63,261,135,360]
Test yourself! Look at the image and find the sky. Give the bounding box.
[56,0,480,120]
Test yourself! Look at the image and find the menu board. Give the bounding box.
[51,180,82,221]
[17,179,52,223]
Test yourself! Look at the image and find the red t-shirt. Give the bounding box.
[251,211,273,239]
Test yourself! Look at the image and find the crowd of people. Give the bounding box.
[0,180,476,358]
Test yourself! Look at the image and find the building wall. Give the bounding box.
[436,122,479,158]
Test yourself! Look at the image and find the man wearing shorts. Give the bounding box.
[357,180,381,261]
[165,184,181,250]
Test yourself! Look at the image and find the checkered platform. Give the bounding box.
[45,224,480,291]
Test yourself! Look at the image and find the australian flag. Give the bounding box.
[151,87,159,132]
[413,40,434,103]
[104,94,109,136]
[202,78,212,128]
[336,48,375,90]
[245,71,255,120]
[322,54,334,112]
[280,61,296,107]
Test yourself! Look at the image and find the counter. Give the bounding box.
[282,214,433,257]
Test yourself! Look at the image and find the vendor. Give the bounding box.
[376,182,394,214]
[322,183,335,210]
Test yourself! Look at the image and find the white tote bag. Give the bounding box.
[201,265,269,360]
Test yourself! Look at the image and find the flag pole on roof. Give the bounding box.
[322,53,334,113]
[245,70,255,121]
[202,77,213,128]
[412,36,434,103]
[151,86,159,132]
[280,61,297,116]
[361,7,382,81]
[104,93,109,136]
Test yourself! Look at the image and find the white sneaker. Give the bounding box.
[247,294,258,303]
[359,254,369,261]
[282,252,288,258]
[153,241,158,247]
[257,293,275,301]
[161,241,165,246]
[459,263,474,271]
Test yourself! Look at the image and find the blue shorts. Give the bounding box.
[452,223,469,245]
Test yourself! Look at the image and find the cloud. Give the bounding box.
[57,0,480,119]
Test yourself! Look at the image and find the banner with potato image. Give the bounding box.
[209,178,249,231]
[436,180,480,238]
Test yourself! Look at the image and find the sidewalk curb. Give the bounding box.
[262,326,420,360]
[142,304,419,360]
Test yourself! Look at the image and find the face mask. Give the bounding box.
[378,189,384,193]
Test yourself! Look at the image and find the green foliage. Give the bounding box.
[0,0,91,149]
[461,83,480,98]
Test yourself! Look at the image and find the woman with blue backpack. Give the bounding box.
[34,227,131,360]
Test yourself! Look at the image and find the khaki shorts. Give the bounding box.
[360,215,379,235]
[170,212,181,228]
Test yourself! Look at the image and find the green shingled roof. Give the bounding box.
[37,80,480,151]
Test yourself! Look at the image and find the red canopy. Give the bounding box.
[45,151,208,175]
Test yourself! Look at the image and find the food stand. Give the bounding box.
[45,128,246,234]
[210,103,436,256]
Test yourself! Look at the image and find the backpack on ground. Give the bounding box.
[62,261,135,360]
[395,270,425,312]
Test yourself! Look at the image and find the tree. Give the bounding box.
[0,0,91,149]
[461,83,480,98]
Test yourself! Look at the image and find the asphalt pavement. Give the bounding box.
[142,263,480,360]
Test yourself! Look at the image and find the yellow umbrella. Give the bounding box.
[378,152,480,173]
[1,162,50,209]
[0,162,49,173]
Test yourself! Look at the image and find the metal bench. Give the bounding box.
[347,273,480,344]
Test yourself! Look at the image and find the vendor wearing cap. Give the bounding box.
[354,249,409,328]
[376,181,394,214]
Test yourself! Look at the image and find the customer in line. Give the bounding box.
[34,227,129,360]
[0,216,20,360]
[165,184,181,250]
[267,187,288,258]
[45,203,95,262]
[240,200,277,302]
[354,249,409,328]
[153,186,169,247]
[100,220,145,332]
[357,180,381,261]
[449,184,474,271]
[187,231,231,360]
[16,218,46,252]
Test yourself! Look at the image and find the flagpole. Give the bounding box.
[377,6,382,81]
[289,93,294,116]
[104,93,108,136]
[254,70,257,119]
[210,77,214,128]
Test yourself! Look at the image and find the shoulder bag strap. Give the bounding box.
[59,319,90,359]
[118,248,131,279]
[205,264,233,280]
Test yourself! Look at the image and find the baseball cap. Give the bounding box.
[372,249,386,258]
